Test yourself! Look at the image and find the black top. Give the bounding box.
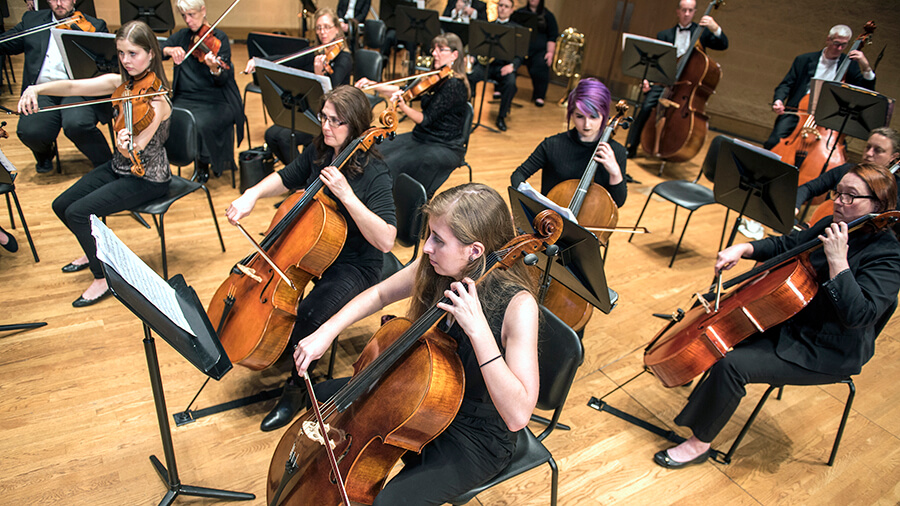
[513,6,558,58]
[656,22,728,51]
[511,128,628,207]
[278,144,396,272]
[748,218,900,376]
[337,0,370,23]
[774,51,876,109]
[287,50,352,88]
[412,77,469,150]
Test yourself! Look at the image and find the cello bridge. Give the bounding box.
[693,292,713,314]
[236,264,262,283]
[302,420,336,449]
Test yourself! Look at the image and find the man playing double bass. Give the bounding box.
[763,24,875,150]
[625,0,728,158]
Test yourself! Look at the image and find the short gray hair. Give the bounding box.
[828,24,852,39]
[176,0,205,13]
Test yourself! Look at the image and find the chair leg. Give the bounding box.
[828,379,855,466]
[11,190,39,263]
[671,206,678,234]
[242,88,252,147]
[464,161,472,182]
[548,456,558,506]
[723,384,778,464]
[669,210,695,268]
[628,193,653,243]
[6,193,15,228]
[202,185,226,252]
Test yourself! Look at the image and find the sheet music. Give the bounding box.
[622,33,674,51]
[90,215,196,336]
[515,181,577,223]
[253,57,333,93]
[0,146,16,173]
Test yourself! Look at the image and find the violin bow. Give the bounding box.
[22,90,169,115]
[181,0,243,64]
[0,14,79,45]
[360,69,445,91]
[274,38,344,66]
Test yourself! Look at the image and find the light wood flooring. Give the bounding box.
[0,45,898,505]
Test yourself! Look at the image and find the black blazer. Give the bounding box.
[657,22,728,51]
[773,51,876,109]
[442,0,487,22]
[749,219,900,376]
[337,0,371,23]
[0,9,107,93]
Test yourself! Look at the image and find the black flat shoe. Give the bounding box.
[35,159,53,174]
[653,449,710,469]
[72,288,111,308]
[0,228,17,253]
[62,262,90,273]
[260,380,310,432]
[496,116,508,132]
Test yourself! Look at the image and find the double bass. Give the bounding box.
[644,211,900,388]
[207,107,398,370]
[266,211,564,506]
[771,21,876,203]
[640,0,724,163]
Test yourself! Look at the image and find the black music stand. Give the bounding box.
[255,58,329,163]
[246,32,310,89]
[439,17,469,45]
[119,0,175,34]
[468,20,529,133]
[38,0,95,17]
[54,30,119,78]
[715,137,798,248]
[381,0,415,31]
[394,5,440,75]
[621,34,677,109]
[509,187,616,315]
[92,218,254,505]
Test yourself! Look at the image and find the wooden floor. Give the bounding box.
[1,46,899,506]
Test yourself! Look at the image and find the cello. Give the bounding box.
[644,210,900,388]
[771,21,876,203]
[540,100,631,331]
[266,210,564,506]
[640,0,724,163]
[207,107,398,370]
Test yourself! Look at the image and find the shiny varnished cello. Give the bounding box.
[540,100,632,331]
[207,107,398,370]
[266,211,564,506]
[772,21,876,203]
[640,0,724,162]
[644,210,900,388]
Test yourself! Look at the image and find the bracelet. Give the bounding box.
[479,354,502,368]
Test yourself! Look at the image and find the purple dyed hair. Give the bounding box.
[566,78,611,128]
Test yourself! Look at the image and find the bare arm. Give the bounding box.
[319,165,397,252]
[225,171,291,224]
[18,74,122,114]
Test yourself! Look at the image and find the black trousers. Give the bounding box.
[468,63,517,119]
[17,95,112,167]
[264,125,313,165]
[625,85,664,152]
[673,332,843,443]
[52,162,169,278]
[174,96,237,176]
[378,133,463,198]
[288,261,380,384]
[523,53,550,101]
[763,114,800,150]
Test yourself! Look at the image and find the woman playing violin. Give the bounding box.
[511,78,628,207]
[161,0,244,182]
[356,33,470,198]
[655,163,900,469]
[226,85,397,432]
[295,183,540,504]
[18,21,171,307]
[244,7,352,165]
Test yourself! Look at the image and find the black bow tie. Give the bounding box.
[677,26,691,32]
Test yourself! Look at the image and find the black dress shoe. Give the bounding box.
[261,379,310,432]
[35,159,53,174]
[653,449,710,469]
[535,98,545,107]
[62,262,91,273]
[72,288,111,308]
[0,227,17,253]
[496,116,508,132]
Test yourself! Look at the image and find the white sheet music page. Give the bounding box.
[90,215,196,336]
[0,146,16,173]
[516,181,578,223]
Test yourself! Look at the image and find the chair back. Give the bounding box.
[363,19,387,49]
[393,173,427,249]
[165,107,199,169]
[354,48,384,82]
[534,306,584,440]
[698,134,728,184]
[460,102,474,152]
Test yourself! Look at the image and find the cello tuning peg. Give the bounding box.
[523,253,539,266]
[388,131,396,140]
[374,135,384,144]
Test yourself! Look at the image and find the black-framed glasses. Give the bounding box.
[318,113,347,127]
[828,190,877,205]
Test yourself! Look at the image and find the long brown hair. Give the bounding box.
[313,85,380,178]
[431,32,469,95]
[408,183,537,321]
[115,20,171,90]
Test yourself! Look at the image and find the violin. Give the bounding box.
[266,210,564,506]
[399,66,453,102]
[207,107,399,370]
[189,24,229,70]
[644,210,900,388]
[111,71,165,177]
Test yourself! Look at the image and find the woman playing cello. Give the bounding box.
[226,85,396,432]
[355,33,470,197]
[655,163,900,469]
[511,78,628,207]
[293,183,540,504]
[18,20,171,307]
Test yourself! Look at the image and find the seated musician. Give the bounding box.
[624,0,727,158]
[655,163,900,468]
[796,127,899,215]
[763,24,875,150]
[356,32,469,197]
[161,0,245,182]
[244,8,352,166]
[466,0,522,132]
[511,77,628,207]
[18,21,172,307]
[294,183,540,503]
[0,0,111,174]
[443,0,488,22]
[226,85,396,432]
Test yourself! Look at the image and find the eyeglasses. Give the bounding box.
[433,47,454,53]
[829,39,849,48]
[318,113,347,127]
[828,190,877,205]
[315,24,335,32]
